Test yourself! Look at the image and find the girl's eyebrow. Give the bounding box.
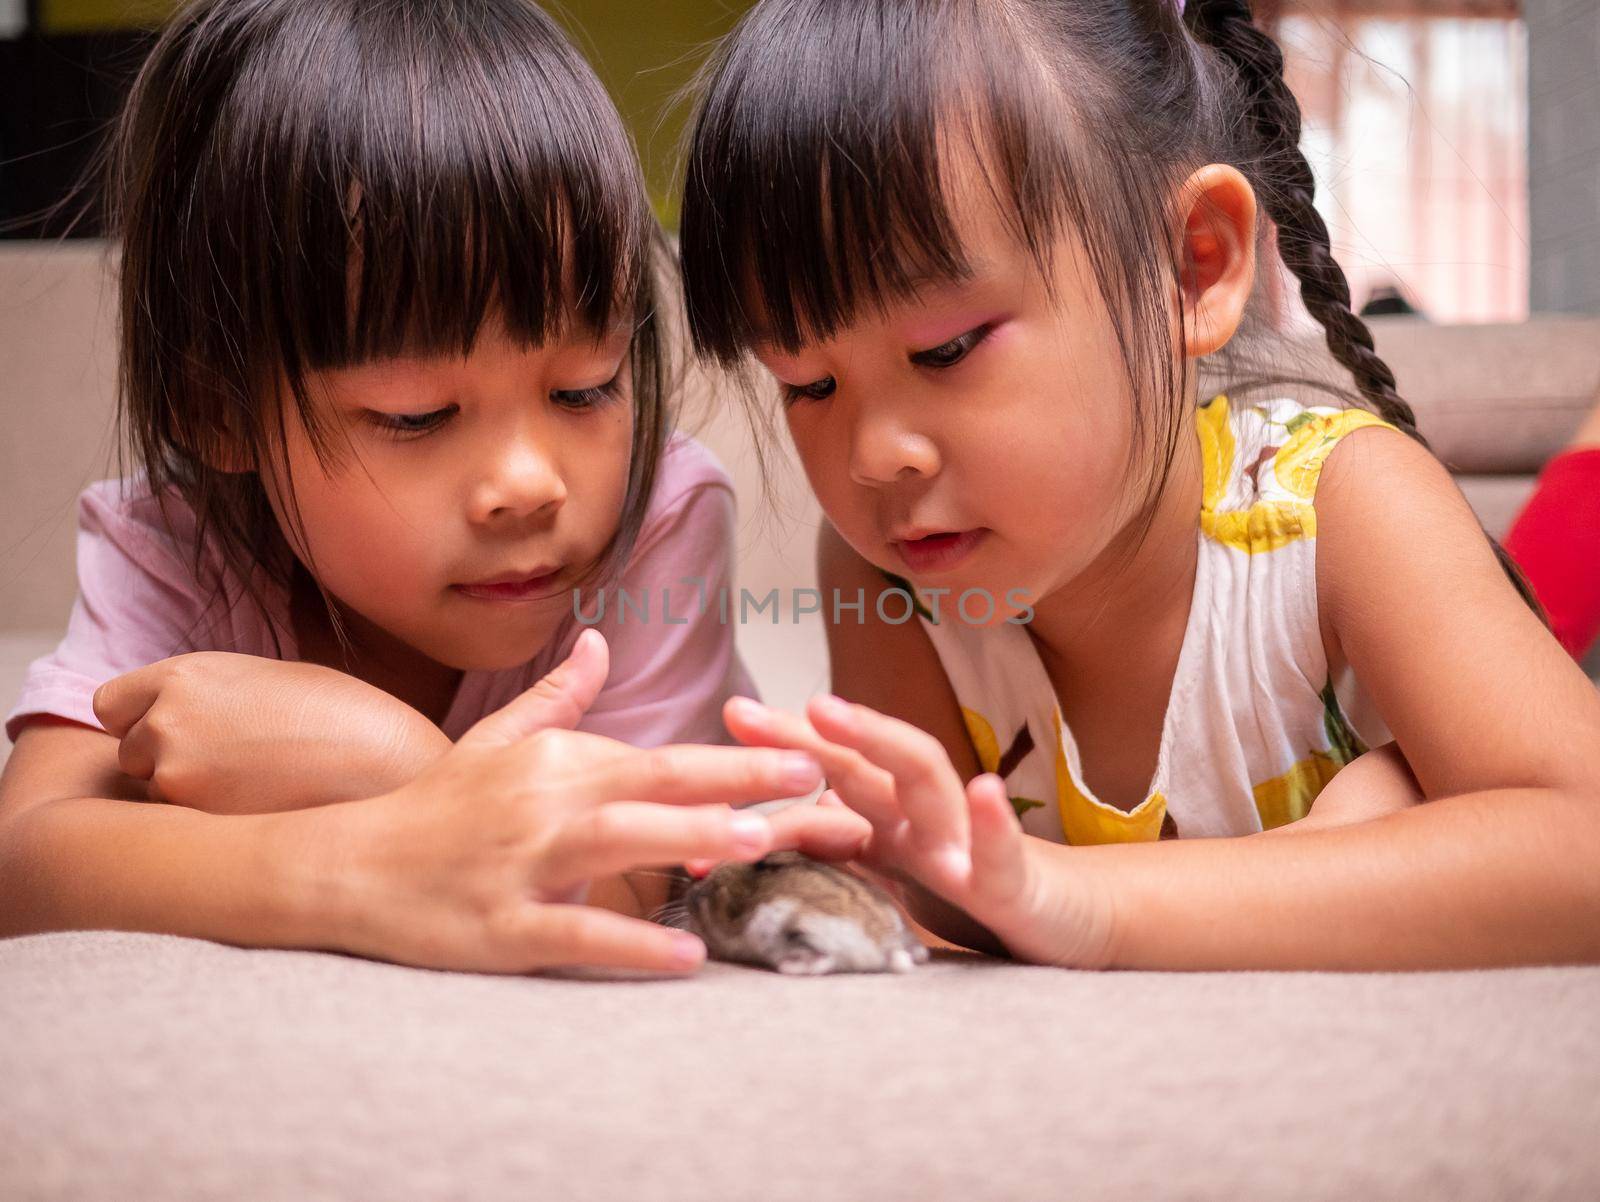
[551,326,632,367]
[904,270,963,294]
[905,261,993,299]
[742,262,994,354]
[330,358,440,386]
[583,327,634,356]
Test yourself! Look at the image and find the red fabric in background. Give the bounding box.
[1504,447,1600,661]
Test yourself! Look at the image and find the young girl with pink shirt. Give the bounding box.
[0,0,836,973]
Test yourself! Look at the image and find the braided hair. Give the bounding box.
[1185,0,1541,611]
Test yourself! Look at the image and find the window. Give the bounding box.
[1265,1,1528,325]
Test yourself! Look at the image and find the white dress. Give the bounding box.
[910,394,1394,844]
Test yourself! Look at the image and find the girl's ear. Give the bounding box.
[1175,164,1258,358]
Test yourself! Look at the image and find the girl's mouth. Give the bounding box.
[891,529,988,575]
[453,569,565,603]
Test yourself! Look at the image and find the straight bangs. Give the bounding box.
[682,0,976,362]
[188,0,654,447]
[680,0,1201,507]
[683,1,1187,390]
[110,0,667,642]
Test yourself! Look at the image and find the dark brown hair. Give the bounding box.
[107,0,669,648]
[678,0,1538,609]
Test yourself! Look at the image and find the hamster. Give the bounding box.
[666,851,930,975]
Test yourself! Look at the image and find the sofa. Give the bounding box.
[2,243,1599,1200]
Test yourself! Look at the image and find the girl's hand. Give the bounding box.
[92,652,450,813]
[90,628,621,816]
[309,702,825,975]
[724,694,1116,967]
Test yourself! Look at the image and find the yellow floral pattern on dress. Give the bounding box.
[915,394,1397,846]
[1198,395,1315,553]
[962,706,1000,771]
[1197,391,1237,511]
[1274,408,1391,499]
[1051,708,1169,844]
[962,705,1045,819]
[1202,503,1317,554]
[1197,395,1387,556]
[1252,751,1341,830]
[1252,680,1374,829]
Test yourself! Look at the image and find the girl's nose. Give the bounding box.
[468,436,567,525]
[848,414,940,487]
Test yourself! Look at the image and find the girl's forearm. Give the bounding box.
[1056,787,1600,970]
[282,719,452,810]
[0,796,343,947]
[240,706,452,813]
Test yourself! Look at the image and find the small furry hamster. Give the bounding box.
[667,851,930,975]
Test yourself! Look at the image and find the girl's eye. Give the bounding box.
[910,323,994,370]
[367,406,456,438]
[783,376,837,405]
[552,367,626,410]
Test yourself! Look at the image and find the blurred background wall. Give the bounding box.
[0,0,752,234]
[2,0,1596,712]
[1,0,1594,316]
[1526,0,1600,313]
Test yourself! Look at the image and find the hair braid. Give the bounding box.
[1187,0,1544,614]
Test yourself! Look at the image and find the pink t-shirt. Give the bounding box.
[5,432,757,748]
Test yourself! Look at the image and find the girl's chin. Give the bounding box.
[433,644,551,675]
[418,616,573,674]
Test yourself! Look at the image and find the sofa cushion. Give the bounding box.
[1369,317,1600,474]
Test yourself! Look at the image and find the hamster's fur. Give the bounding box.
[668,852,929,975]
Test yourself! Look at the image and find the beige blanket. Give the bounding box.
[2,931,1596,1200]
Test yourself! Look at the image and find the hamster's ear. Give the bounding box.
[1174,164,1258,359]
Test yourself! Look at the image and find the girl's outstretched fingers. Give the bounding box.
[466,629,610,748]
[807,694,971,884]
[766,797,873,862]
[538,802,773,895]
[597,742,823,809]
[685,793,874,876]
[516,904,706,974]
[966,772,1027,896]
[723,696,903,830]
[722,694,783,746]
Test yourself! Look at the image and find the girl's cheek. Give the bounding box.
[783,411,823,470]
[789,423,855,510]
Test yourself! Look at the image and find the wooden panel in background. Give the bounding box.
[16,0,754,228]
[38,0,174,33]
[550,0,753,224]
